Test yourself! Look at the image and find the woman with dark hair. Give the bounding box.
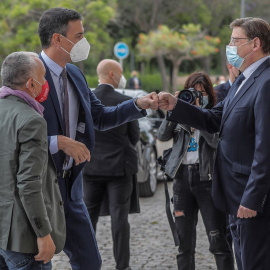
[157,72,235,270]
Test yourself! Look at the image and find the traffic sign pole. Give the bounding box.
[114,42,129,67]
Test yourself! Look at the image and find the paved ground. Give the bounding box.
[52,181,232,270]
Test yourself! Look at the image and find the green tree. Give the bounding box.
[137,24,220,92]
[0,0,115,75]
[111,0,188,90]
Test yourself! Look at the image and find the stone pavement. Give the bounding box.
[52,181,231,270]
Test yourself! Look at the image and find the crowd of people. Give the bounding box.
[0,6,270,270]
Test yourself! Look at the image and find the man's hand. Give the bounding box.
[237,205,257,218]
[136,92,159,110]
[35,234,56,264]
[58,135,91,165]
[158,92,177,111]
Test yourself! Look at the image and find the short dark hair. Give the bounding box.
[230,17,270,54]
[184,71,217,108]
[38,7,82,48]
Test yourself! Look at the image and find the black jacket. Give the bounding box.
[214,80,231,103]
[157,119,218,180]
[127,76,142,89]
[83,84,140,177]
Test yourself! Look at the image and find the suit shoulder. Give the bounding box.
[66,63,80,72]
[66,63,86,79]
[114,91,132,101]
[94,86,132,101]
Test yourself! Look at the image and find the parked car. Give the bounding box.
[115,89,172,197]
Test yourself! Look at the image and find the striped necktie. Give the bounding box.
[60,68,70,165]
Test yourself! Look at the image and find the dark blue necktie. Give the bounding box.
[226,73,245,107]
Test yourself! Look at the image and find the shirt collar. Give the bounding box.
[98,83,115,89]
[41,51,64,77]
[242,55,269,80]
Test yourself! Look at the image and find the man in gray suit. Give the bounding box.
[0,52,65,269]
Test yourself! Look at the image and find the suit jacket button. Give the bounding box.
[55,178,58,183]
[57,173,61,177]
[60,201,64,206]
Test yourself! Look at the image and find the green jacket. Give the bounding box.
[0,95,65,254]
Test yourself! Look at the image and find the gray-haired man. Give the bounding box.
[0,52,65,270]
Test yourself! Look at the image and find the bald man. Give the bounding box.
[83,59,140,270]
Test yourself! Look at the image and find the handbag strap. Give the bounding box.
[163,173,180,246]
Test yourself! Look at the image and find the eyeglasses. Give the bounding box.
[230,37,251,46]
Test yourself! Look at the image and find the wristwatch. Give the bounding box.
[134,97,143,109]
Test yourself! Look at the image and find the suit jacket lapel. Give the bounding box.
[39,54,65,134]
[220,58,270,130]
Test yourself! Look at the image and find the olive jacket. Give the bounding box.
[0,95,65,254]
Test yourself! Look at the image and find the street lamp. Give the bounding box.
[241,0,245,17]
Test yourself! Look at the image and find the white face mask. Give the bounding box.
[118,75,127,89]
[60,35,91,62]
[114,73,127,89]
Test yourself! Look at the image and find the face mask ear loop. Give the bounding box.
[60,46,71,55]
[59,34,75,56]
[60,34,74,45]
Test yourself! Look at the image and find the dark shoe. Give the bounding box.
[116,267,132,270]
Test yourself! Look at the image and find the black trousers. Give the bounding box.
[83,175,133,270]
[173,164,235,270]
[229,214,270,270]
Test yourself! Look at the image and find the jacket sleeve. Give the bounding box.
[17,116,52,238]
[89,88,147,131]
[127,119,140,146]
[157,119,177,141]
[167,99,224,134]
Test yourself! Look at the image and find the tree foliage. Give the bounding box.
[137,24,220,91]
[0,0,116,65]
[0,0,270,87]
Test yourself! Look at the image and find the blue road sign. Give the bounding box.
[114,42,129,59]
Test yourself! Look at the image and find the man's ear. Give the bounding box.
[51,33,61,46]
[26,78,34,91]
[109,70,114,79]
[253,37,261,51]
[109,70,116,83]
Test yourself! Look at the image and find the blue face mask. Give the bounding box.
[201,96,209,108]
[226,40,253,69]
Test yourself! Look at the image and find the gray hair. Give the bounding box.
[1,52,40,89]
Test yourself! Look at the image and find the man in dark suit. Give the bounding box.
[158,17,270,270]
[215,63,240,102]
[83,59,140,270]
[38,8,158,270]
[127,70,142,89]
